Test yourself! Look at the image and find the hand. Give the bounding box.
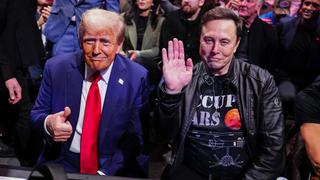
[225,0,240,11]
[5,78,22,104]
[46,107,73,142]
[37,6,51,27]
[128,50,138,60]
[162,38,193,94]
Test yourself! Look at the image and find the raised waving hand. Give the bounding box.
[162,38,193,94]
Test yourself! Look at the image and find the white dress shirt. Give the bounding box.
[69,62,114,153]
[44,62,114,155]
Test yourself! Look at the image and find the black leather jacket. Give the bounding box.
[154,58,285,180]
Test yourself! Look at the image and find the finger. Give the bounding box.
[53,137,69,142]
[65,121,73,132]
[186,58,193,72]
[8,88,16,102]
[168,40,173,61]
[173,38,179,60]
[15,88,22,102]
[162,48,168,65]
[178,40,185,61]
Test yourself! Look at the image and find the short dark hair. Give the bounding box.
[201,7,243,37]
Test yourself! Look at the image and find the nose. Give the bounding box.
[211,42,220,54]
[93,41,101,55]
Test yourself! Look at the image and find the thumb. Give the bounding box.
[186,58,193,72]
[63,106,71,119]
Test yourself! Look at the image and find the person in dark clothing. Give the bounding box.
[0,0,45,165]
[154,7,284,180]
[226,0,279,73]
[296,79,320,179]
[160,0,213,65]
[276,0,320,117]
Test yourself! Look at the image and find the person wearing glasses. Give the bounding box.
[154,7,285,180]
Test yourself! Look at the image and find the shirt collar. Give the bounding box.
[84,62,114,83]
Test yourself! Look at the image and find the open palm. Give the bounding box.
[162,38,193,94]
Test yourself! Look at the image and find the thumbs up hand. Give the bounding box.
[46,107,73,142]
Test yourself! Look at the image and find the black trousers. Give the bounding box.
[0,69,42,166]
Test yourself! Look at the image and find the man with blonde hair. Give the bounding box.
[31,9,150,177]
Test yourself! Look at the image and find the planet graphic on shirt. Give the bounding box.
[224,108,241,130]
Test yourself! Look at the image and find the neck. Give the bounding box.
[139,9,150,17]
[243,14,257,28]
[300,17,318,28]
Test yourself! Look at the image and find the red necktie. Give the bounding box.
[80,73,102,174]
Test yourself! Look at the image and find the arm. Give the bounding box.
[31,62,72,141]
[245,74,285,179]
[106,0,120,13]
[159,0,179,14]
[301,123,320,177]
[153,38,193,141]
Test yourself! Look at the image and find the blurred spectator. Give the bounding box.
[260,0,291,25]
[226,0,279,72]
[295,79,320,179]
[290,0,302,16]
[275,0,320,117]
[123,0,164,61]
[43,0,120,56]
[0,0,44,165]
[160,0,214,65]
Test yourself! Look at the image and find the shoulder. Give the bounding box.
[237,59,274,85]
[115,54,148,77]
[45,51,81,71]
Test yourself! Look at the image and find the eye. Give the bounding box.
[84,39,95,45]
[100,39,112,47]
[203,37,214,45]
[220,40,230,46]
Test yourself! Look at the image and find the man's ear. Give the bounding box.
[234,37,241,53]
[199,0,205,7]
[116,41,124,53]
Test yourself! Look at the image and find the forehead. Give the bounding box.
[83,25,115,37]
[201,19,237,37]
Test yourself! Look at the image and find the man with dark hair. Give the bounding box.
[154,7,285,179]
[159,0,212,64]
[275,0,320,117]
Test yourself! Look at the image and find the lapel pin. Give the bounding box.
[118,78,124,85]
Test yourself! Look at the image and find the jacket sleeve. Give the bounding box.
[106,0,120,13]
[244,75,285,180]
[153,83,184,142]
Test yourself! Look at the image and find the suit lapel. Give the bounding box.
[66,53,85,130]
[141,17,152,50]
[98,55,128,148]
[127,20,137,50]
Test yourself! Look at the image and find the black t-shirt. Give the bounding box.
[296,81,320,125]
[184,75,249,179]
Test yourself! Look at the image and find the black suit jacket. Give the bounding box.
[244,17,279,73]
[0,0,44,81]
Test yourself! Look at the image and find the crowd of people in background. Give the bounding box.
[0,0,319,179]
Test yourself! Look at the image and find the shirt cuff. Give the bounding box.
[44,116,52,136]
[97,170,106,175]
